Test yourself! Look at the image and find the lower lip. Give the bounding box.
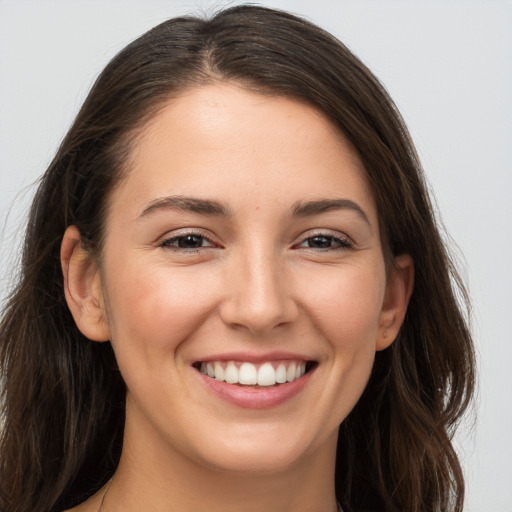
[196,368,314,409]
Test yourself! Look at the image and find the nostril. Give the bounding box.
[218,298,299,335]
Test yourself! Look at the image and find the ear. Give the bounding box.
[61,225,110,342]
[376,253,414,351]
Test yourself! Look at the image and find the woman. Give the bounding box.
[0,5,475,512]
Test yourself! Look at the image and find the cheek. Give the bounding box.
[308,265,385,421]
[298,261,386,351]
[102,259,220,354]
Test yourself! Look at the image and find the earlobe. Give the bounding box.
[61,226,110,342]
[376,253,414,351]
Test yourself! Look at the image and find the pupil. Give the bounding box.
[179,235,202,248]
[310,236,331,248]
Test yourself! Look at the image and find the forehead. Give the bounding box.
[110,83,377,223]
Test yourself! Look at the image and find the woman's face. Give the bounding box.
[74,83,409,475]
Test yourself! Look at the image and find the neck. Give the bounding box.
[104,410,339,512]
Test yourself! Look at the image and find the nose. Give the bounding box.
[219,247,298,335]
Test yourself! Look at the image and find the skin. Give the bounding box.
[62,83,413,512]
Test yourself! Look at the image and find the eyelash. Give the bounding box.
[159,231,217,252]
[295,233,353,252]
[159,230,353,253]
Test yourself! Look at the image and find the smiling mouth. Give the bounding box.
[193,360,317,387]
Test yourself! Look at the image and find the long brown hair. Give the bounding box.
[0,5,475,512]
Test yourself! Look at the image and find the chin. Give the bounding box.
[199,445,308,475]
[188,421,334,476]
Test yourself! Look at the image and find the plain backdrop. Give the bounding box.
[0,1,511,510]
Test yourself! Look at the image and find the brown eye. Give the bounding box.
[300,235,350,250]
[161,234,213,250]
[306,236,335,248]
[178,235,205,248]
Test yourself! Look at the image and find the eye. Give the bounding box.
[298,234,352,250]
[160,233,215,250]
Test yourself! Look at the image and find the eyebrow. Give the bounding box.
[138,196,232,218]
[291,198,371,226]
[138,195,371,226]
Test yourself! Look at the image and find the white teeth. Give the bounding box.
[276,363,287,384]
[286,362,296,382]
[199,360,309,386]
[257,362,276,386]
[239,362,257,385]
[225,361,239,384]
[214,362,225,382]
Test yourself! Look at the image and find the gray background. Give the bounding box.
[1,1,511,510]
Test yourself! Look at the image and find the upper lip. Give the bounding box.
[193,351,316,364]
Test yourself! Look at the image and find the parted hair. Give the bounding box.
[0,5,475,512]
